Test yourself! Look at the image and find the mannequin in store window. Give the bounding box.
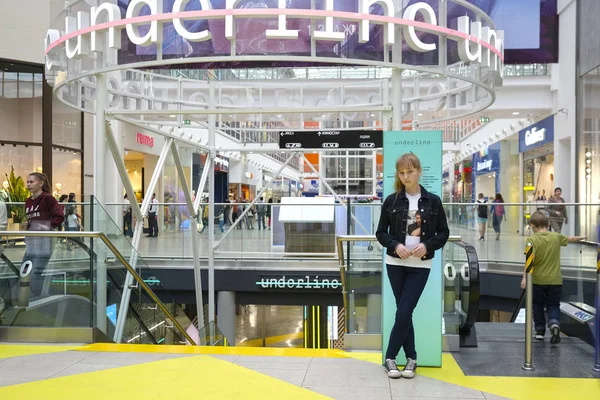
[52,183,62,200]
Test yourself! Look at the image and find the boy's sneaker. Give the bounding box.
[535,330,545,341]
[384,358,402,379]
[401,358,417,379]
[550,324,561,344]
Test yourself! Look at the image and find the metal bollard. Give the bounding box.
[594,245,599,373]
[17,260,33,308]
[523,243,535,371]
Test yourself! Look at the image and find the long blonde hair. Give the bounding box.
[393,153,422,192]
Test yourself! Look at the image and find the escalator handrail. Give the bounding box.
[1,231,196,346]
[450,240,480,335]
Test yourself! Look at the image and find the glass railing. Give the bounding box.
[152,64,549,82]
[197,321,228,346]
[335,235,478,350]
[442,203,599,269]
[0,211,196,345]
[97,201,600,269]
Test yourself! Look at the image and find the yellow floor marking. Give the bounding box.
[238,331,304,347]
[0,355,331,399]
[0,344,81,360]
[77,343,349,358]
[345,351,600,400]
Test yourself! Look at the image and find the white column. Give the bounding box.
[95,73,107,333]
[217,291,236,346]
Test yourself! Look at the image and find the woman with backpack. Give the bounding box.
[490,193,506,240]
[475,193,488,241]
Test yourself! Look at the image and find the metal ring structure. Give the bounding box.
[46,0,504,133]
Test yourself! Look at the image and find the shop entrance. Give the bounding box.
[124,150,159,202]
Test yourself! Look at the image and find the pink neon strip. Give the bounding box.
[46,8,503,62]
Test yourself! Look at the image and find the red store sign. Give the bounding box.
[136,133,154,148]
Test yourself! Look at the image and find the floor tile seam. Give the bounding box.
[300,356,314,388]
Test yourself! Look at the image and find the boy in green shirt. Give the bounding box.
[521,211,586,344]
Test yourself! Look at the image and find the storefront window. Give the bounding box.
[580,66,600,241]
[0,144,42,184]
[52,148,82,200]
[0,70,43,143]
[53,97,82,150]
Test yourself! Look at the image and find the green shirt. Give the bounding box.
[527,231,568,285]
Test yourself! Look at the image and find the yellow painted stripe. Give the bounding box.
[317,305,321,349]
[312,306,315,349]
[76,343,349,358]
[0,355,331,399]
[0,344,81,360]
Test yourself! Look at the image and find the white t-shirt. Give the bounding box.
[386,193,433,269]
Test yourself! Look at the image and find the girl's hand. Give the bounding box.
[411,244,427,259]
[520,277,526,290]
[395,244,411,259]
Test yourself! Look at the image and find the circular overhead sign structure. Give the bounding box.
[45,0,504,127]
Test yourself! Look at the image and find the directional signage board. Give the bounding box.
[278,130,383,150]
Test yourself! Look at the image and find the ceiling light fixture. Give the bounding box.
[512,112,520,115]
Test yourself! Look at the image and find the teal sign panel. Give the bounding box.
[382,130,443,367]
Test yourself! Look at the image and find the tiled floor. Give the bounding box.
[0,344,507,399]
[1,344,599,400]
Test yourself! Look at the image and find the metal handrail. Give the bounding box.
[335,235,462,333]
[1,231,196,346]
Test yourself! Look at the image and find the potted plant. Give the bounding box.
[5,166,29,231]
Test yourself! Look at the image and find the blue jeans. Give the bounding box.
[385,265,430,361]
[532,284,561,331]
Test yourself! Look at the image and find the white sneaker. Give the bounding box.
[384,358,402,379]
[401,358,418,379]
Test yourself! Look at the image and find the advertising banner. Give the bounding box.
[382,130,443,367]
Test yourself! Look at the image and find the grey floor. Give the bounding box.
[454,323,600,379]
[0,349,511,400]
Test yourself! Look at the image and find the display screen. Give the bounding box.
[115,0,557,68]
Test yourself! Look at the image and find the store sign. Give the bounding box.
[279,130,382,150]
[45,1,504,76]
[519,115,554,153]
[256,275,341,290]
[136,133,154,148]
[524,127,545,146]
[476,160,493,171]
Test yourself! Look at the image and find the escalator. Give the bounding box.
[0,198,196,345]
[453,251,599,377]
[336,235,480,352]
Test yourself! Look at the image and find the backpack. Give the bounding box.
[477,202,488,218]
[494,204,504,217]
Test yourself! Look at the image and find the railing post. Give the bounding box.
[523,243,535,371]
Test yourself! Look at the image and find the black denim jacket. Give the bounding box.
[376,185,450,261]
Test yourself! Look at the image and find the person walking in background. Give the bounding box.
[521,211,586,343]
[23,172,64,300]
[147,193,159,237]
[256,197,266,230]
[123,194,133,237]
[376,153,449,380]
[490,193,506,240]
[266,198,273,230]
[475,193,488,241]
[547,187,568,233]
